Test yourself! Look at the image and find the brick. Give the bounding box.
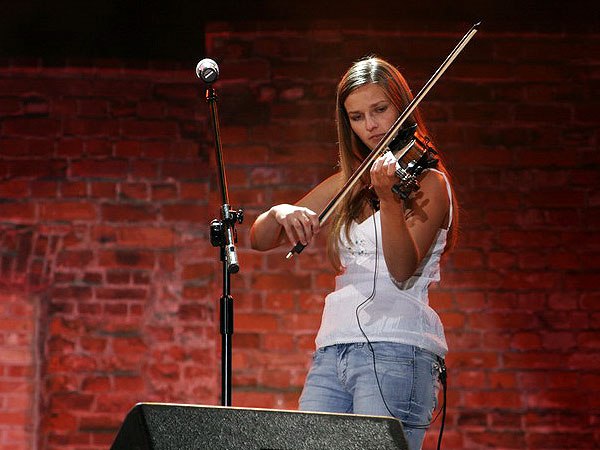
[451,249,484,269]
[117,227,174,248]
[91,181,117,198]
[101,204,157,222]
[3,118,61,136]
[251,273,311,291]
[0,138,28,158]
[183,285,210,300]
[133,271,150,285]
[82,376,110,392]
[149,363,180,381]
[178,304,213,321]
[453,371,486,389]
[527,432,595,449]
[95,394,139,414]
[49,392,95,411]
[232,391,278,409]
[265,292,295,311]
[440,271,502,290]
[56,250,93,267]
[0,180,29,198]
[115,140,143,157]
[498,231,561,248]
[457,410,486,426]
[71,159,128,178]
[0,202,36,221]
[453,292,484,310]
[162,204,209,222]
[236,313,279,332]
[503,353,565,370]
[280,313,321,332]
[577,332,600,350]
[465,431,526,449]
[95,287,147,299]
[63,118,119,136]
[121,119,178,139]
[221,145,269,165]
[162,161,210,180]
[447,352,498,369]
[174,141,204,160]
[511,332,541,350]
[80,337,107,353]
[31,180,59,198]
[264,332,296,352]
[132,160,159,178]
[98,250,154,268]
[113,337,148,355]
[541,332,576,351]
[61,181,87,197]
[437,311,465,330]
[151,183,178,200]
[40,202,96,221]
[8,159,67,178]
[114,376,144,392]
[179,182,209,201]
[143,141,171,157]
[182,263,215,280]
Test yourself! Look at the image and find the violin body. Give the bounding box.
[387,124,439,200]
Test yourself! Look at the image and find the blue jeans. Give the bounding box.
[298,342,441,450]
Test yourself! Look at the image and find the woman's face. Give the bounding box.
[344,83,400,151]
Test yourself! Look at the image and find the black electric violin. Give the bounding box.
[387,123,439,200]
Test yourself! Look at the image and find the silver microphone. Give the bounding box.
[196,58,219,83]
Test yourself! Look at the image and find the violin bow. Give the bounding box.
[286,22,481,259]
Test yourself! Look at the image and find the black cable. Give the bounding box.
[436,359,447,450]
[353,201,447,445]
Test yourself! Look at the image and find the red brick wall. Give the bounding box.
[1,20,599,449]
[0,63,219,448]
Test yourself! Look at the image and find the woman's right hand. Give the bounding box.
[269,204,320,246]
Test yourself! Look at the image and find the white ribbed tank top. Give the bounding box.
[314,169,452,357]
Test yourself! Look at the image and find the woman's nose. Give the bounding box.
[365,114,378,131]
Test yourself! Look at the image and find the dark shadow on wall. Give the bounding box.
[0,0,598,61]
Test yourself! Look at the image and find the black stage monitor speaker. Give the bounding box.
[110,403,409,450]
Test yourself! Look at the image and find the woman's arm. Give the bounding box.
[250,172,343,251]
[371,153,450,282]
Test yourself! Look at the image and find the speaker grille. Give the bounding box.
[111,403,408,450]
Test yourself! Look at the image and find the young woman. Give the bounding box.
[250,57,457,450]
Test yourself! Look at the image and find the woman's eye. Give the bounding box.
[350,115,362,121]
[376,106,388,113]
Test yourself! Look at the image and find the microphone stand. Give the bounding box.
[204,82,242,407]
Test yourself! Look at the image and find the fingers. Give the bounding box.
[281,221,298,247]
[370,152,400,202]
[292,212,320,245]
[291,215,311,245]
[277,207,320,246]
[371,152,397,181]
[307,209,320,231]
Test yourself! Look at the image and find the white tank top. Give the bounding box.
[314,170,452,357]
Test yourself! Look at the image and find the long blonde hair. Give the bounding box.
[327,56,458,271]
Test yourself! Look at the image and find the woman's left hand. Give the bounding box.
[370,151,399,204]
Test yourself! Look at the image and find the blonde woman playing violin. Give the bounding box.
[250,57,458,450]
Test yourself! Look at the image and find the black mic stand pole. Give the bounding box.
[203,77,242,407]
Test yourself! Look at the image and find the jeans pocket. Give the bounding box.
[312,347,325,361]
[362,342,415,364]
